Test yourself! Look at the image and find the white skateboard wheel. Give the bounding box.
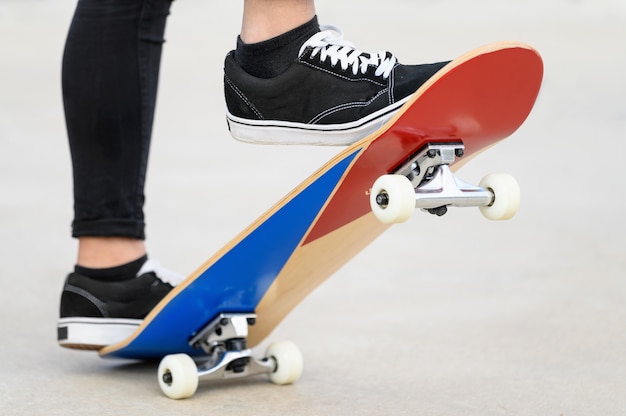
[479,173,521,220]
[158,353,199,399]
[370,175,415,224]
[265,341,303,385]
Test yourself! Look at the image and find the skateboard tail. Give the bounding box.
[101,149,361,359]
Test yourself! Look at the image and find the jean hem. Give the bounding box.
[72,219,146,240]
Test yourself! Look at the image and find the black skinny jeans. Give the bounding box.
[63,0,173,239]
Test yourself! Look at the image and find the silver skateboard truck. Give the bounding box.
[370,142,521,223]
[157,313,303,399]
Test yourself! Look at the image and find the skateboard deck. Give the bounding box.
[101,41,543,362]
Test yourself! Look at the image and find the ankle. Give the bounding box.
[75,255,147,281]
[240,0,316,44]
[235,16,319,78]
[77,237,147,269]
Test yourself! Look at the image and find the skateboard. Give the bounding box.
[100,41,543,399]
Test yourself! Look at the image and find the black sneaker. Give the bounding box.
[224,24,449,145]
[57,258,184,350]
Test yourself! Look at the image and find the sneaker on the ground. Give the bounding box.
[57,259,184,350]
[224,24,449,145]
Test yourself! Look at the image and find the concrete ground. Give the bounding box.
[1,0,625,414]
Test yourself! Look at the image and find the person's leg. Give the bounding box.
[76,238,147,269]
[240,0,315,43]
[59,0,181,350]
[63,0,174,268]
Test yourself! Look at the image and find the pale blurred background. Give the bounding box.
[1,0,624,414]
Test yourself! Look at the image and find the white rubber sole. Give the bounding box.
[57,317,141,349]
[226,98,409,146]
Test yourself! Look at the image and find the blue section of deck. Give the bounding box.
[105,150,359,359]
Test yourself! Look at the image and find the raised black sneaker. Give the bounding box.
[224,24,449,145]
[57,257,184,350]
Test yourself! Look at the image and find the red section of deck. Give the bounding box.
[304,45,543,244]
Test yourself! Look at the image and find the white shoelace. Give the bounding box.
[298,25,398,79]
[138,259,185,287]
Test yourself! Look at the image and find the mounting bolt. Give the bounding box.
[428,206,448,216]
[162,371,173,386]
[376,192,390,208]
